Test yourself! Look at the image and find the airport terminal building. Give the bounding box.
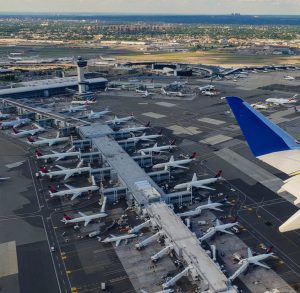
[0,76,107,99]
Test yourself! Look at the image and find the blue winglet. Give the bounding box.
[226,96,300,157]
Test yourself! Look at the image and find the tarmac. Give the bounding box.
[1,68,300,292]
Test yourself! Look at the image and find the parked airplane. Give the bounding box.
[0,177,10,182]
[0,117,31,129]
[100,56,116,62]
[122,130,163,144]
[141,289,174,293]
[35,146,80,162]
[39,159,91,181]
[177,197,223,217]
[229,247,274,281]
[161,88,190,97]
[250,102,269,110]
[198,85,215,91]
[265,94,297,105]
[49,176,99,200]
[105,114,134,125]
[152,152,196,170]
[199,219,238,242]
[71,97,97,105]
[68,104,88,113]
[137,139,176,155]
[116,122,151,134]
[174,170,222,191]
[87,107,110,119]
[102,233,138,247]
[0,112,10,120]
[201,90,216,96]
[284,76,295,81]
[227,96,300,232]
[12,123,45,137]
[136,89,154,97]
[27,132,69,147]
[62,196,107,226]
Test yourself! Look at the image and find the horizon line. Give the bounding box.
[0,12,299,16]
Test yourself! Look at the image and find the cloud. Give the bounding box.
[0,0,299,14]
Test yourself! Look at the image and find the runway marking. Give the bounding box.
[167,125,202,135]
[155,102,176,108]
[142,112,166,119]
[198,117,225,125]
[200,134,232,145]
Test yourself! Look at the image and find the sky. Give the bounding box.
[0,0,300,15]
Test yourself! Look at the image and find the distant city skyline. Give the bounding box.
[0,0,300,15]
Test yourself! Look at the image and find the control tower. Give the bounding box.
[76,56,88,95]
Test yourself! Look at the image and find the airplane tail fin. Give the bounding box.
[189,152,197,159]
[91,175,96,186]
[215,170,222,178]
[226,96,299,157]
[294,107,298,113]
[266,246,273,254]
[145,121,150,127]
[39,166,48,173]
[62,214,72,222]
[12,127,19,134]
[27,136,35,143]
[158,129,163,135]
[170,139,176,145]
[169,155,175,162]
[35,149,43,157]
[48,185,57,195]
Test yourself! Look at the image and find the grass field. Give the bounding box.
[117,50,300,67]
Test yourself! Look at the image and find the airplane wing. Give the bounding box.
[84,219,91,227]
[253,261,270,270]
[101,196,107,213]
[55,165,67,171]
[210,207,223,212]
[191,183,216,190]
[227,96,300,232]
[70,192,81,201]
[172,164,189,170]
[115,239,121,247]
[55,155,65,162]
[64,184,75,190]
[219,229,234,235]
[64,172,72,181]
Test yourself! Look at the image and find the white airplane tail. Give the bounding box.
[91,175,96,186]
[247,247,253,258]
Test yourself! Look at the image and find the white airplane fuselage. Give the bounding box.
[50,185,99,198]
[40,166,91,179]
[13,127,45,137]
[174,177,219,190]
[36,151,80,162]
[152,158,193,170]
[64,212,107,226]
[30,137,69,147]
[138,144,176,155]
